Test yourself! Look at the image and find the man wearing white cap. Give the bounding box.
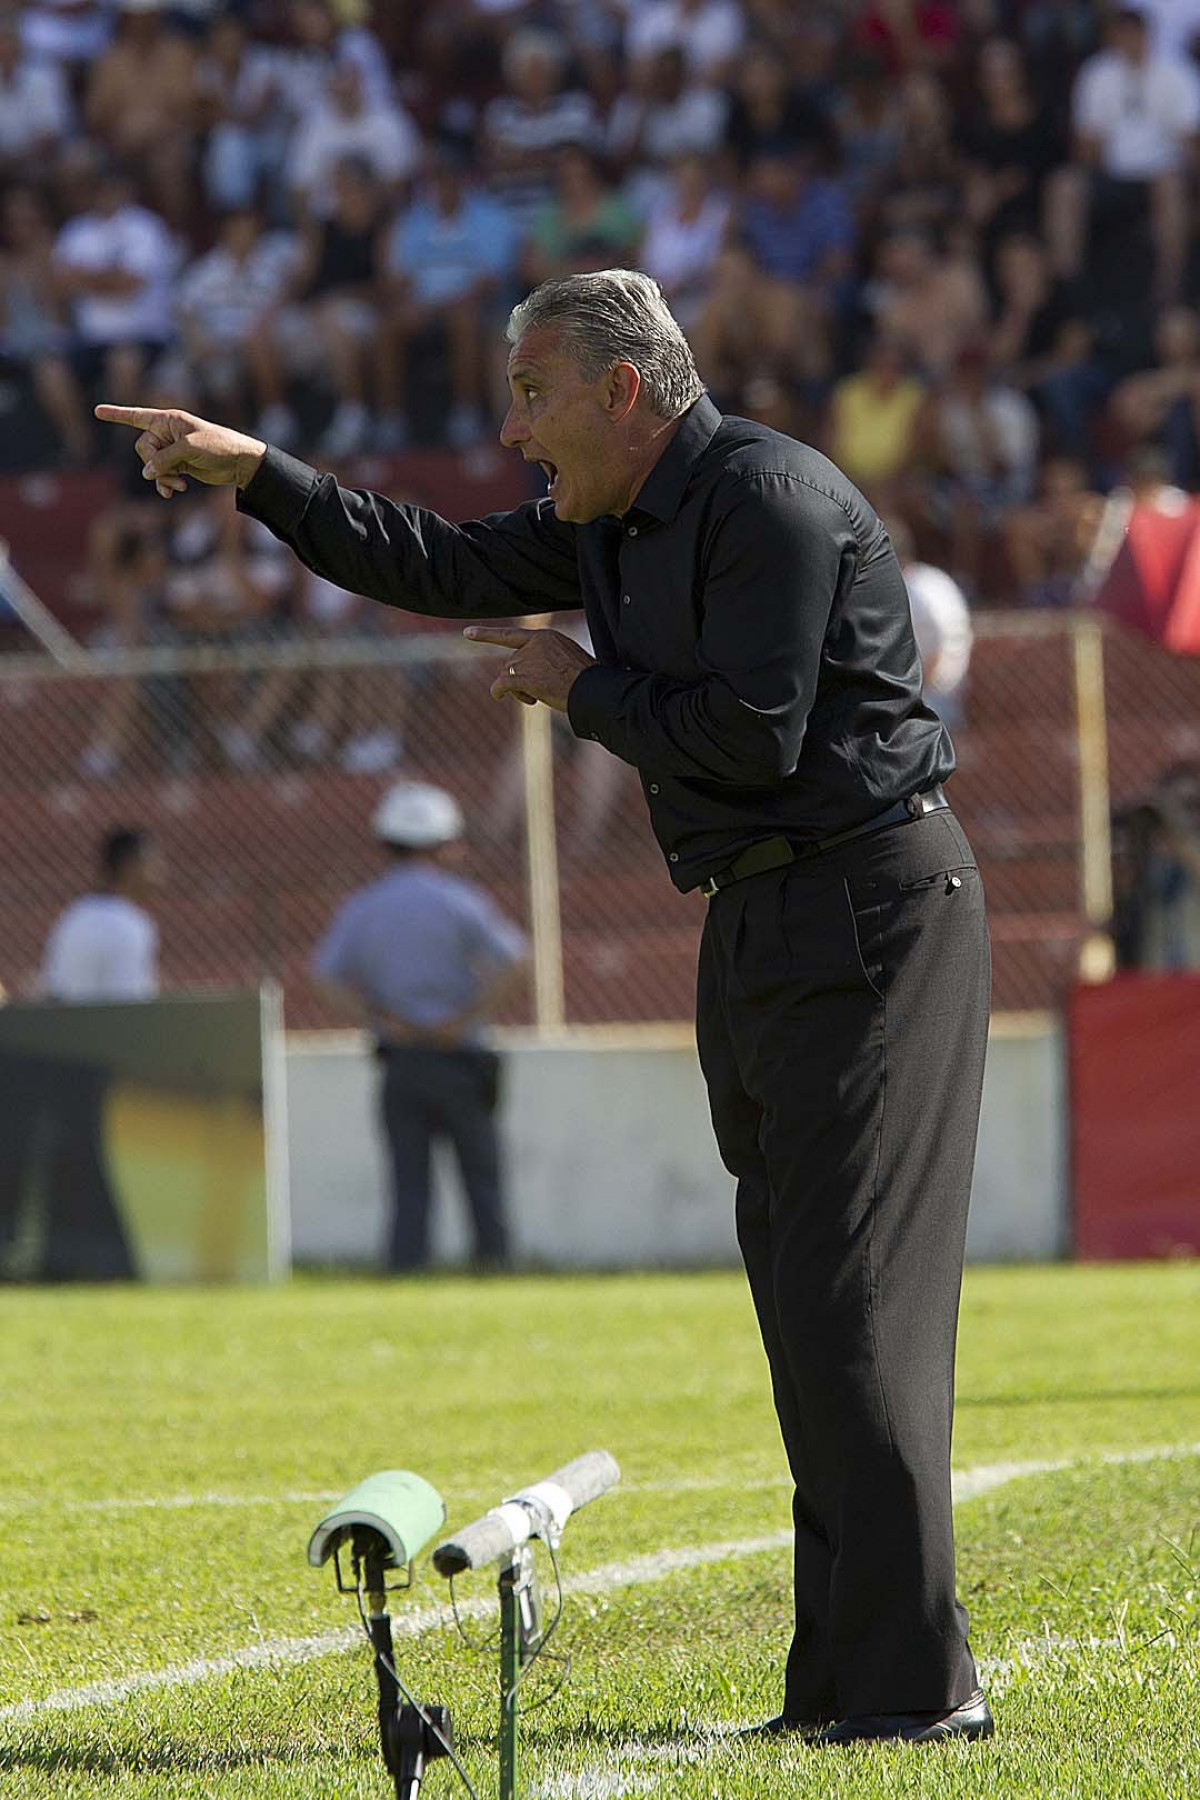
[312,781,529,1272]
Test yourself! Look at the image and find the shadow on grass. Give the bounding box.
[0,1740,345,1777]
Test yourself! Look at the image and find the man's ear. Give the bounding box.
[605,360,641,423]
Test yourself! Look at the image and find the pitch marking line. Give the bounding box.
[2,1444,1195,1725]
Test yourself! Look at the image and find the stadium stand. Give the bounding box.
[5,0,1200,1022]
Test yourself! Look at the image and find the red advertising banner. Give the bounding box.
[1070,973,1200,1258]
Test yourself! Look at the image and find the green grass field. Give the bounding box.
[2,1264,1199,1798]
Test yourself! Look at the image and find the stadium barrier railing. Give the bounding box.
[2,614,1197,1027]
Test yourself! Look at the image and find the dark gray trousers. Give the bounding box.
[696,809,990,1719]
[377,1046,509,1271]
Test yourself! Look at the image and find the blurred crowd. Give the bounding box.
[4,0,1200,615]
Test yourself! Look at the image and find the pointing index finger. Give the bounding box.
[94,405,162,429]
[463,626,533,649]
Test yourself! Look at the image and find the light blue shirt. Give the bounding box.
[387,190,517,305]
[313,862,527,1040]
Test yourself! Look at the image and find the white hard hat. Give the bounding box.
[372,781,464,847]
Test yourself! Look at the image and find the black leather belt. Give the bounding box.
[699,786,949,899]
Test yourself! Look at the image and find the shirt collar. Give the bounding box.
[622,392,723,528]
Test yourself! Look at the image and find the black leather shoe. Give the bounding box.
[812,1689,994,1746]
[738,1713,831,1740]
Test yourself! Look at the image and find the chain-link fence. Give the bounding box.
[1,613,1196,1025]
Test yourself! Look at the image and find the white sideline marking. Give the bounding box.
[2,1445,1195,1725]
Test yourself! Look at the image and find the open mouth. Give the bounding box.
[538,460,559,497]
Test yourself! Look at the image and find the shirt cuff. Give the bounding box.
[567,663,635,746]
[236,445,322,534]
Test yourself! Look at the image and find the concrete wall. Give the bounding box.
[285,1016,1067,1268]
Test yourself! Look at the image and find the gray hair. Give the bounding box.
[506,269,706,421]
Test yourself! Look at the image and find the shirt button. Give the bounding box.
[627,525,638,537]
[668,851,678,862]
[622,593,631,605]
[649,783,660,794]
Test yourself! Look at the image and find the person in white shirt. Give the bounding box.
[13,828,162,1280]
[53,162,179,407]
[0,7,73,177]
[173,206,298,439]
[638,152,731,326]
[1125,0,1200,65]
[886,516,973,731]
[287,61,420,220]
[1066,5,1200,304]
[42,827,161,1001]
[625,0,744,83]
[481,28,599,230]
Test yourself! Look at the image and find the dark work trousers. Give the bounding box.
[695,809,990,1720]
[376,1045,509,1271]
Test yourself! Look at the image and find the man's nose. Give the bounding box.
[499,405,527,450]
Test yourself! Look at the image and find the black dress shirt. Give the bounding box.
[238,394,954,893]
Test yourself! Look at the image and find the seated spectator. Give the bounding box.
[161,490,291,647]
[697,147,854,381]
[989,231,1106,459]
[852,0,960,75]
[18,0,114,71]
[1107,305,1200,487]
[196,11,288,216]
[832,52,904,226]
[1019,0,1099,97]
[525,144,640,284]
[84,0,198,230]
[288,60,420,221]
[220,563,403,774]
[172,206,299,443]
[77,504,169,778]
[826,332,926,509]
[606,44,728,197]
[53,161,178,412]
[79,485,291,780]
[274,0,395,121]
[482,28,599,231]
[625,0,745,84]
[918,340,1040,593]
[1134,0,1200,62]
[882,67,959,230]
[1063,5,1200,307]
[666,237,759,401]
[378,140,517,450]
[0,184,92,464]
[723,35,834,175]
[957,37,1072,273]
[637,152,731,328]
[867,225,988,379]
[1002,453,1104,606]
[885,514,972,729]
[0,6,74,184]
[273,156,389,458]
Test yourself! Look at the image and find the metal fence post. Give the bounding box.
[520,702,565,1030]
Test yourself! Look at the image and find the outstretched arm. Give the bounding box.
[95,405,583,621]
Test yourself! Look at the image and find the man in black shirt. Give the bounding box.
[96,267,992,1747]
